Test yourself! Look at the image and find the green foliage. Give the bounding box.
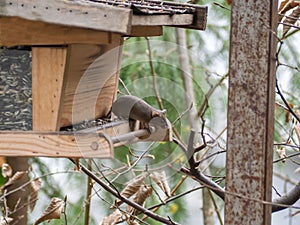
[0,168,6,186]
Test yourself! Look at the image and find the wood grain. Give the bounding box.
[0,120,172,157]
[132,14,193,26]
[0,131,112,158]
[32,47,67,131]
[1,0,132,34]
[59,40,123,127]
[0,17,116,47]
[129,26,163,37]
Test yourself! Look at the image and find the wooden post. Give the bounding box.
[32,47,67,131]
[59,37,123,127]
[225,1,278,225]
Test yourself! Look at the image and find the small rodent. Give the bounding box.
[112,95,167,130]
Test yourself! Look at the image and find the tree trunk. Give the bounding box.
[176,28,215,225]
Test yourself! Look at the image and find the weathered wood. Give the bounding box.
[225,1,278,225]
[59,40,123,127]
[0,0,132,34]
[0,131,112,158]
[129,26,163,37]
[32,47,67,131]
[0,17,118,47]
[132,14,193,26]
[177,7,207,30]
[0,120,172,157]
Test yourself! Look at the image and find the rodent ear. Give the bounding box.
[152,109,167,117]
[152,111,160,117]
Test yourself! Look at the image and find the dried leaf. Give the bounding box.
[127,220,140,225]
[285,103,294,123]
[0,217,13,225]
[99,209,122,225]
[150,171,171,197]
[279,0,291,13]
[1,163,12,178]
[126,185,153,216]
[295,127,300,146]
[295,166,300,173]
[115,173,147,206]
[276,147,287,163]
[282,5,300,35]
[226,0,232,5]
[1,171,27,191]
[34,197,64,225]
[132,185,153,206]
[279,0,300,22]
[30,178,42,212]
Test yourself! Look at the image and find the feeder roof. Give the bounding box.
[0,0,207,34]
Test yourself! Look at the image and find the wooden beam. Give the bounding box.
[224,1,278,225]
[176,7,207,30]
[0,120,172,157]
[132,14,193,26]
[32,47,67,131]
[59,39,123,127]
[0,0,132,34]
[0,131,112,158]
[0,17,117,47]
[129,26,163,37]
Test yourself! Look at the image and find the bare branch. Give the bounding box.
[173,135,225,200]
[197,73,228,117]
[76,162,180,225]
[276,80,300,124]
[272,182,300,212]
[145,37,164,110]
[273,151,300,164]
[175,130,300,213]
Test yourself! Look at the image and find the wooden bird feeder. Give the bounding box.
[0,0,207,158]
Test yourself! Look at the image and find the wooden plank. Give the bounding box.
[0,0,132,34]
[132,14,193,26]
[0,119,172,157]
[59,39,123,127]
[129,26,163,37]
[224,1,278,225]
[177,7,207,30]
[32,47,67,131]
[0,17,115,47]
[0,131,112,158]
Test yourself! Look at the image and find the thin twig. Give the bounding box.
[177,130,300,213]
[141,175,188,221]
[279,22,300,30]
[274,143,300,151]
[77,162,180,225]
[84,159,92,225]
[145,37,164,110]
[197,73,228,117]
[273,151,300,164]
[213,2,231,11]
[173,134,225,200]
[118,78,131,95]
[147,185,203,211]
[110,142,155,183]
[276,80,300,124]
[208,190,224,225]
[0,170,77,201]
[278,62,300,72]
[172,102,193,126]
